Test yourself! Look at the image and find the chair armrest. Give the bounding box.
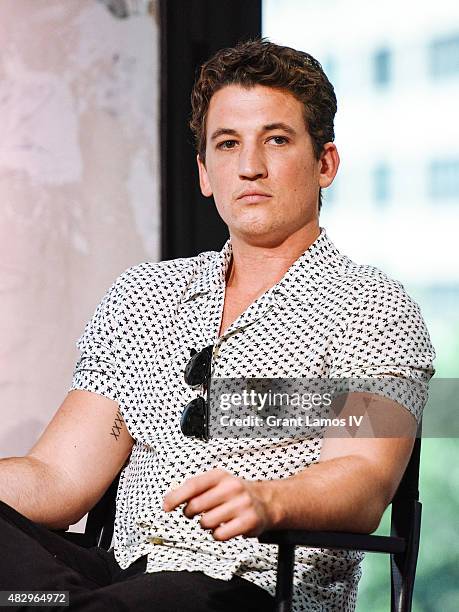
[259,530,406,554]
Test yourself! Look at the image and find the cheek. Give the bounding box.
[281,162,314,190]
[297,156,319,184]
[208,165,232,195]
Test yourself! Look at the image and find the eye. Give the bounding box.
[268,135,289,145]
[217,140,238,150]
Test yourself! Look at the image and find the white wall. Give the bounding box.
[0,0,160,457]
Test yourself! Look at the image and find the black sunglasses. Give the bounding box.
[180,345,213,441]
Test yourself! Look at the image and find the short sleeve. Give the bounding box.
[330,278,436,423]
[69,278,121,403]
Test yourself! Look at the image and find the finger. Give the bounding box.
[212,515,255,541]
[199,496,245,529]
[163,468,228,511]
[184,477,243,519]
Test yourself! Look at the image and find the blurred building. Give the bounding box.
[263,0,459,375]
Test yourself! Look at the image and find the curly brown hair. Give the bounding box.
[190,39,337,210]
[190,39,337,160]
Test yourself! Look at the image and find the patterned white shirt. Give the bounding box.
[70,228,435,612]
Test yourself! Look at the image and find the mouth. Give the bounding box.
[236,191,272,204]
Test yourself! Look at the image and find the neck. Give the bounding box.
[226,222,320,295]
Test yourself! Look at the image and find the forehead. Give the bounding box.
[206,84,305,133]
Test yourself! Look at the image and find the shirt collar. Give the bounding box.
[273,228,343,303]
[183,228,342,304]
[183,239,233,301]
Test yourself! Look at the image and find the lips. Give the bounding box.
[236,189,272,203]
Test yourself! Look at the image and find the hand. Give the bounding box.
[162,468,275,541]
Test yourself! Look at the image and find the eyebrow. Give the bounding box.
[263,122,297,136]
[210,122,297,142]
[210,128,238,142]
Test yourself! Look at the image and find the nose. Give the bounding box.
[238,144,268,180]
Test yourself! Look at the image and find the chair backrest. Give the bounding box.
[390,428,422,539]
[389,430,423,612]
[393,430,421,505]
[83,473,120,549]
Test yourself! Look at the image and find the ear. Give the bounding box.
[318,143,340,188]
[197,154,213,197]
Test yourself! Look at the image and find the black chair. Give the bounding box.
[63,436,422,612]
[259,435,423,612]
[62,474,119,550]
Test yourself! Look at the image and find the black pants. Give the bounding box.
[0,501,275,611]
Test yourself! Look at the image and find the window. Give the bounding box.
[429,159,459,199]
[373,163,391,203]
[429,34,459,77]
[373,48,391,86]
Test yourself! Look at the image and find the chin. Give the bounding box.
[232,225,289,247]
[231,213,277,233]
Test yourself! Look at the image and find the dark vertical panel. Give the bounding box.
[160,0,262,260]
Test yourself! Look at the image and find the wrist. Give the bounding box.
[253,479,284,531]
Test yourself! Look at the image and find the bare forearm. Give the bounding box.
[258,455,387,534]
[0,456,80,529]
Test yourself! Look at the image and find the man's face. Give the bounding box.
[197,84,337,247]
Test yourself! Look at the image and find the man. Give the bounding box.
[0,39,435,611]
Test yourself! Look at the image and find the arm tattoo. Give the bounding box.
[110,409,124,441]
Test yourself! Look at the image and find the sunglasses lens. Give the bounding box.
[180,396,206,438]
[184,346,212,388]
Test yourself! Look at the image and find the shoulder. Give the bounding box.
[327,251,420,317]
[327,254,435,378]
[331,257,434,360]
[107,249,219,305]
